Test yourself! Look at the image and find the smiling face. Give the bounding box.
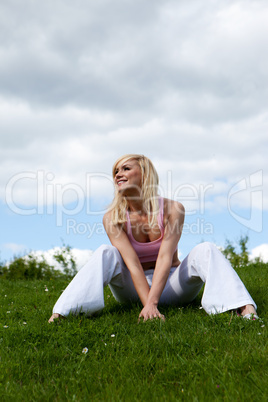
[114,158,142,195]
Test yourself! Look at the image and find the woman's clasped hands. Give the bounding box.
[138,302,165,322]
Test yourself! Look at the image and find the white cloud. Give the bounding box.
[70,248,94,270]
[250,244,268,263]
[2,106,267,210]
[3,243,27,255]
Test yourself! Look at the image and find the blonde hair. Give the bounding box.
[109,154,160,227]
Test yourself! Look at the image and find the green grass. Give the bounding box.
[0,263,267,401]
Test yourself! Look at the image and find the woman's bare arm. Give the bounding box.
[103,212,150,306]
[139,201,185,320]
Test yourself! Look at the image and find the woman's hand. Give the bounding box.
[138,303,165,322]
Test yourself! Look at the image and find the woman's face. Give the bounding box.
[114,159,142,194]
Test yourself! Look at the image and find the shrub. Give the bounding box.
[221,235,250,269]
[0,245,77,280]
[52,244,77,277]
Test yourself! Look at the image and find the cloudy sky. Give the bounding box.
[1,0,267,266]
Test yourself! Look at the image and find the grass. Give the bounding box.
[0,263,267,401]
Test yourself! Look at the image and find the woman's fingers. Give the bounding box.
[138,311,165,322]
[138,304,166,323]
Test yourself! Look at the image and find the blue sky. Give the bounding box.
[0,0,267,265]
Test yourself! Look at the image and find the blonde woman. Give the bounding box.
[49,154,258,322]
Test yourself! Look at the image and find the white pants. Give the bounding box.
[52,242,257,317]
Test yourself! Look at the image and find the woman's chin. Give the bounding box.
[117,185,141,197]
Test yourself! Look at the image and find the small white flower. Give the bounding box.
[258,333,261,335]
[111,334,115,337]
[7,311,10,314]
[261,325,265,328]
[23,322,27,325]
[82,347,88,354]
[45,288,48,292]
[4,325,8,328]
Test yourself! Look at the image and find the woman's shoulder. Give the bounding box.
[162,197,184,211]
[162,198,185,221]
[103,209,111,221]
[103,210,126,233]
[103,210,113,230]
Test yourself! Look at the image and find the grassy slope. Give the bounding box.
[0,263,267,401]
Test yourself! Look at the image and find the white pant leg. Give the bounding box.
[52,245,138,317]
[158,242,257,314]
[108,262,139,304]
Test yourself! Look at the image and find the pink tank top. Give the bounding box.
[126,197,165,263]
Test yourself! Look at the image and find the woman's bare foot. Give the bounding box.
[48,313,64,323]
[239,304,258,318]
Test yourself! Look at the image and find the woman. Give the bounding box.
[49,154,258,322]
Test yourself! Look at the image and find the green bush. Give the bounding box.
[0,246,77,280]
[221,235,251,269]
[1,254,58,280]
[53,245,77,277]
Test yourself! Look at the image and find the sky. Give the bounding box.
[1,0,267,267]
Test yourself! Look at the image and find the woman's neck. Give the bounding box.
[126,197,146,215]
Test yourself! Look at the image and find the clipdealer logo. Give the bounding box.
[5,169,264,234]
[227,170,263,232]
